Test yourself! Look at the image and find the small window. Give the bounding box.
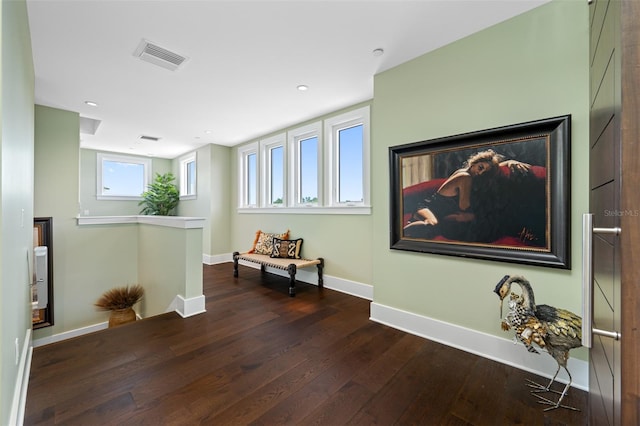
[270,146,284,205]
[324,106,370,206]
[260,133,286,207]
[97,153,152,200]
[238,142,259,207]
[288,122,322,207]
[247,153,257,205]
[299,136,319,204]
[179,153,197,199]
[338,124,363,203]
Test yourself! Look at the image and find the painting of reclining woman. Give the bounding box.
[401,138,548,249]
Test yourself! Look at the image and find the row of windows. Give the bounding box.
[96,152,196,201]
[237,106,370,213]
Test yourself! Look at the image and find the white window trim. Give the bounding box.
[288,121,322,207]
[96,152,152,201]
[237,142,259,208]
[236,104,372,215]
[179,152,197,200]
[260,133,286,208]
[324,105,371,207]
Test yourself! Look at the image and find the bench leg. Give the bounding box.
[233,252,240,277]
[317,258,324,289]
[287,264,297,297]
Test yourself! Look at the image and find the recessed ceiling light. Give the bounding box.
[84,101,98,107]
[297,85,309,91]
[204,130,213,134]
[372,48,384,57]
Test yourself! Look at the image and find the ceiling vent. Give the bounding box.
[133,39,187,71]
[139,135,161,142]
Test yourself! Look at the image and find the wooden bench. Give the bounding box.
[233,252,324,296]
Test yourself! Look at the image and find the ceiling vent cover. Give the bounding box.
[139,135,160,142]
[133,39,187,71]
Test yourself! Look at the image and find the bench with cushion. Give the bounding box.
[232,230,324,296]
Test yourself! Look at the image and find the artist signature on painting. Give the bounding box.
[518,227,537,243]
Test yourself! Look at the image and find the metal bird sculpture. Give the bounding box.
[494,275,582,411]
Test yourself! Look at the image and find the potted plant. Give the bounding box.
[139,172,180,215]
[95,284,144,327]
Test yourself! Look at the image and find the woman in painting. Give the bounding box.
[403,149,529,240]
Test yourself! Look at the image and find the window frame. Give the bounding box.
[324,105,370,207]
[179,152,197,200]
[96,152,152,201]
[288,122,322,207]
[236,104,371,215]
[260,133,286,208]
[237,142,259,208]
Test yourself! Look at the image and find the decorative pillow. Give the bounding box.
[271,237,303,259]
[250,230,290,255]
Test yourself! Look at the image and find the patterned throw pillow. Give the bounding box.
[271,237,303,259]
[251,230,290,255]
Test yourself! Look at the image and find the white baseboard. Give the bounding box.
[203,253,233,265]
[10,328,33,426]
[32,296,206,348]
[369,302,588,391]
[237,258,373,300]
[174,294,206,317]
[33,322,109,348]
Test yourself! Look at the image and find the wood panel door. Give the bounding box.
[588,1,640,424]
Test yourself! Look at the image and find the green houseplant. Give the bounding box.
[139,172,180,215]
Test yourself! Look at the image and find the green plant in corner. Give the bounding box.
[139,172,180,215]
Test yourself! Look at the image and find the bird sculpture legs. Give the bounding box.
[525,365,579,411]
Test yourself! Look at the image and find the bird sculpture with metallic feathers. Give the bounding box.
[493,275,582,411]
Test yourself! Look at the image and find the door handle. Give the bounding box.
[582,213,621,348]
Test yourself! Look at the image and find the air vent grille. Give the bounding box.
[133,39,187,71]
[139,135,160,142]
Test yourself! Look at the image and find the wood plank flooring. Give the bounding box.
[25,263,588,425]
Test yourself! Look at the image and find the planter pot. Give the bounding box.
[109,307,136,328]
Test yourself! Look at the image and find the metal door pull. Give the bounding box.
[582,213,622,348]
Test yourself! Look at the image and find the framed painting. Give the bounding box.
[389,115,571,269]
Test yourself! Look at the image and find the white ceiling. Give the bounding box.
[27,0,550,159]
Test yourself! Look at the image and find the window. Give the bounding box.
[324,105,370,206]
[260,134,286,207]
[238,142,259,207]
[288,122,322,206]
[237,104,370,214]
[179,152,197,200]
[97,153,152,200]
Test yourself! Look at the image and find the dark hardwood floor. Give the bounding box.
[25,263,588,425]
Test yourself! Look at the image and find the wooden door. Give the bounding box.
[588,1,640,424]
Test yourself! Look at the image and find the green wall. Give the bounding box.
[0,0,34,421]
[175,143,232,258]
[230,102,374,285]
[35,106,204,340]
[34,106,141,335]
[371,0,589,353]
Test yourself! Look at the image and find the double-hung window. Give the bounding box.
[97,153,152,200]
